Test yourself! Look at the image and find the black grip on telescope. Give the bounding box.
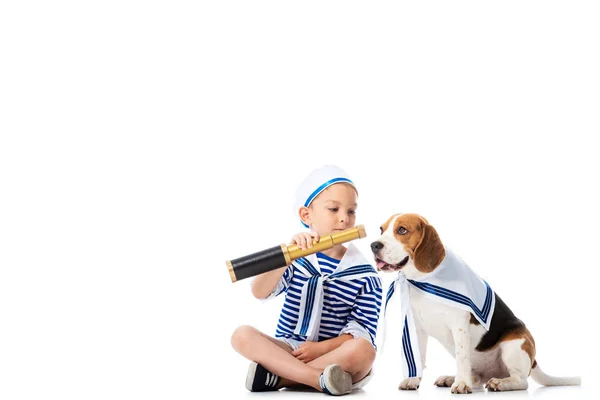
[230,245,287,281]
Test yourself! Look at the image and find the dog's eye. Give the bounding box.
[379,227,383,234]
[396,227,408,235]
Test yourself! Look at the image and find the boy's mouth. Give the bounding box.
[375,256,410,271]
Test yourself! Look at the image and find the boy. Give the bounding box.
[231,165,383,396]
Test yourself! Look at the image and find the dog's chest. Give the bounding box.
[409,287,488,355]
[410,287,462,330]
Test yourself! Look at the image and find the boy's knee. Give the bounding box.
[342,337,376,367]
[230,325,257,351]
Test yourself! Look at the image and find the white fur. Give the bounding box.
[376,215,410,266]
[374,220,581,393]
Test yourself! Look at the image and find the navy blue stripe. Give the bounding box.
[330,265,375,278]
[385,282,395,313]
[277,319,295,331]
[301,278,314,334]
[352,307,379,318]
[362,291,383,307]
[296,257,319,276]
[319,321,345,329]
[288,286,302,295]
[326,283,356,297]
[351,317,377,332]
[276,323,293,335]
[403,316,417,377]
[335,280,363,292]
[279,312,296,325]
[408,280,492,322]
[432,279,491,321]
[316,252,341,263]
[322,304,351,313]
[323,287,355,304]
[402,331,411,376]
[407,316,417,377]
[292,274,309,283]
[412,281,484,320]
[355,300,380,311]
[482,281,492,318]
[280,308,297,320]
[402,323,415,377]
[304,177,353,207]
[283,298,300,309]
[402,318,412,376]
[300,277,318,335]
[318,264,337,273]
[306,277,319,329]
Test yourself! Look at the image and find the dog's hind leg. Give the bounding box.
[485,339,531,391]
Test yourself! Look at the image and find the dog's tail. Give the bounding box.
[530,360,581,386]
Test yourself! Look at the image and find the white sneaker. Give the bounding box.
[319,364,353,396]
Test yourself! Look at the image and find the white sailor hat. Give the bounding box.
[294,165,357,228]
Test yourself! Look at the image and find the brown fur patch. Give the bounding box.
[472,313,536,369]
[381,214,400,234]
[391,214,445,273]
[499,327,536,367]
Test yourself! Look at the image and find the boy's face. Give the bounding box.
[301,183,358,235]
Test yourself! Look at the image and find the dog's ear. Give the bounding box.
[413,220,445,273]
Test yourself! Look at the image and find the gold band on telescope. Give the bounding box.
[226,260,237,283]
[281,244,291,266]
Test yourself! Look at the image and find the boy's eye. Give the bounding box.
[328,208,338,212]
[349,210,356,215]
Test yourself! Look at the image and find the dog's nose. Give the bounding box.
[371,241,384,253]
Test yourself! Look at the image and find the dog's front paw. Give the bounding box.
[398,377,421,390]
[434,375,455,387]
[450,379,472,394]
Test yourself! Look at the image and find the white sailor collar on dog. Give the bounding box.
[381,246,496,378]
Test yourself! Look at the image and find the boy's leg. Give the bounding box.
[231,325,323,391]
[242,328,305,389]
[307,337,376,383]
[265,336,376,388]
[253,329,295,354]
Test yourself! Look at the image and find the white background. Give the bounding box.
[1,1,598,399]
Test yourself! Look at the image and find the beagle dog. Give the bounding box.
[371,213,581,394]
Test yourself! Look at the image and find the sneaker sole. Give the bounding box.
[323,364,352,395]
[245,362,259,391]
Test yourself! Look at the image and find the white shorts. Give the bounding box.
[278,336,304,351]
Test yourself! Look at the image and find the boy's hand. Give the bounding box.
[291,341,328,363]
[290,232,320,250]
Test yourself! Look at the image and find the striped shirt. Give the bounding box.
[267,244,383,348]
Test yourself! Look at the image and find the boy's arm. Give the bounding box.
[319,333,354,353]
[291,334,354,362]
[251,231,316,299]
[251,266,288,299]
